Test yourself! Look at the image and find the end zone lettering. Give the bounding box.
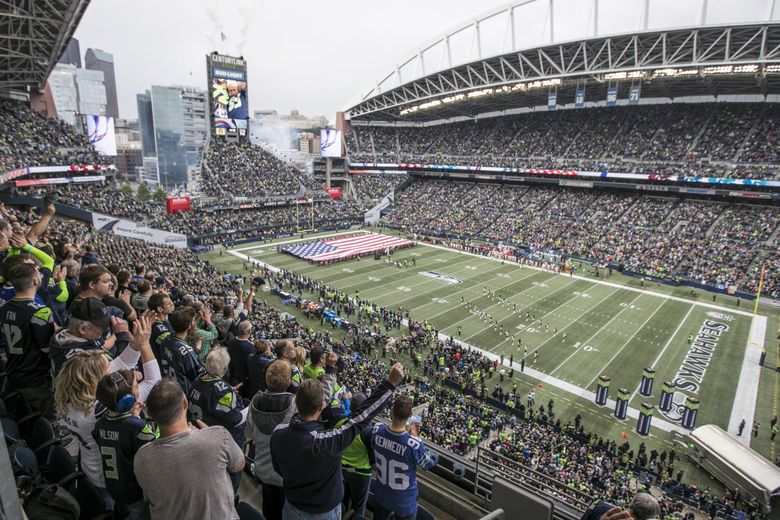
[671,319,729,394]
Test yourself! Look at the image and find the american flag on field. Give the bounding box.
[282,233,414,262]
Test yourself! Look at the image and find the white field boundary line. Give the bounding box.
[629,305,696,403]
[488,281,606,352]
[727,314,767,447]
[458,280,576,343]
[549,292,645,376]
[584,298,668,389]
[525,288,622,358]
[417,241,758,318]
[441,331,689,435]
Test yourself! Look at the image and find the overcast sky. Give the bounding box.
[72,0,776,122]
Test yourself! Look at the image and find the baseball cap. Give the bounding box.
[70,297,111,329]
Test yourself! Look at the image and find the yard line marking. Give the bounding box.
[489,281,604,351]
[549,292,645,377]
[384,263,529,312]
[461,278,580,343]
[584,299,668,389]
[525,287,622,358]
[629,305,695,403]
[424,270,552,324]
[417,239,756,318]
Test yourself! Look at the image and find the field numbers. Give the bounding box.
[619,303,641,310]
[573,291,592,299]
[515,324,540,333]
[396,286,412,292]
[464,266,477,270]
[342,268,354,273]
[410,252,422,257]
[431,297,449,304]
[532,282,549,288]
[497,273,511,278]
[368,276,382,282]
[572,341,598,352]
[435,259,448,263]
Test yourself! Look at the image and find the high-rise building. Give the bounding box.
[58,38,81,68]
[48,64,79,126]
[136,91,156,156]
[145,86,208,189]
[48,64,108,127]
[75,68,107,117]
[85,49,119,118]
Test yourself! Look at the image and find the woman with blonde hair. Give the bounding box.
[292,346,307,387]
[53,314,158,507]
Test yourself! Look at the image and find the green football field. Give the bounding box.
[202,229,780,471]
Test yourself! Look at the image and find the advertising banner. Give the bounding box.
[86,115,117,155]
[165,196,192,214]
[15,175,105,187]
[92,212,188,248]
[547,90,557,111]
[208,52,249,138]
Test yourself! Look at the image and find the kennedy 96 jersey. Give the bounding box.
[370,423,437,517]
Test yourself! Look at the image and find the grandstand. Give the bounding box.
[0,1,780,520]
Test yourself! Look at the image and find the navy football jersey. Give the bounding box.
[93,413,158,504]
[159,335,204,395]
[0,297,55,387]
[188,373,245,444]
[150,320,172,361]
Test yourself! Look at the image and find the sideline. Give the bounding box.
[727,314,768,447]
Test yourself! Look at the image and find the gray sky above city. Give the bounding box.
[73,0,777,122]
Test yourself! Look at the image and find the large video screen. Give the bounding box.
[86,115,117,156]
[208,52,249,138]
[320,129,343,157]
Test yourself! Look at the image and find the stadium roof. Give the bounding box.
[345,0,780,122]
[0,0,91,90]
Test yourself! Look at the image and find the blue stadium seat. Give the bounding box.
[28,416,61,466]
[1,416,20,444]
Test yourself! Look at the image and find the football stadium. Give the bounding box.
[1,1,780,519]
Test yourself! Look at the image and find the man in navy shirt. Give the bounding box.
[159,307,204,396]
[370,395,437,520]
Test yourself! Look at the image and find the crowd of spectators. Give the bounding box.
[351,173,408,205]
[0,190,767,519]
[201,140,318,200]
[0,98,102,172]
[384,179,780,297]
[348,102,780,180]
